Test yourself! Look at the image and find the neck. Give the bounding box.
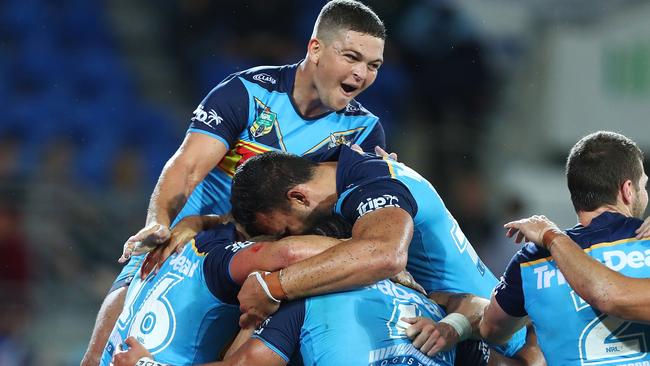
[310,163,339,210]
[293,59,332,118]
[577,203,633,226]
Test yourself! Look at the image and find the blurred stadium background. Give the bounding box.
[0,0,648,364]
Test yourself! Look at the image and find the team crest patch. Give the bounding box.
[250,98,277,138]
[328,133,351,149]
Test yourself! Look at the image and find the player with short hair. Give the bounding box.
[229,145,537,363]
[480,131,650,365]
[82,2,389,364]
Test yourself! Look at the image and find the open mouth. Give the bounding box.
[340,83,358,95]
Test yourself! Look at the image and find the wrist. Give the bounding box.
[542,228,566,250]
[264,270,288,301]
[439,313,472,342]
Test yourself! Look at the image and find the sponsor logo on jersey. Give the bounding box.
[168,254,200,278]
[191,104,223,128]
[225,241,255,253]
[602,249,650,271]
[327,133,351,149]
[250,98,277,138]
[345,103,360,113]
[532,264,567,289]
[252,73,277,85]
[356,194,400,217]
[253,316,272,335]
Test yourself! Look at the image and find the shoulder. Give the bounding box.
[193,223,239,253]
[235,64,296,93]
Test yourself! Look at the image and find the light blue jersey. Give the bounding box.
[112,62,385,289]
[100,225,245,366]
[496,212,650,365]
[332,146,524,356]
[254,279,454,366]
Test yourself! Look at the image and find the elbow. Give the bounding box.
[479,320,511,345]
[370,246,408,278]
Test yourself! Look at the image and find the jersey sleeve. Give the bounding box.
[338,179,418,223]
[187,73,249,148]
[493,248,528,317]
[251,299,306,362]
[203,239,256,305]
[357,122,386,151]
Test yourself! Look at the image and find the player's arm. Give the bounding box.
[229,235,342,284]
[81,286,127,366]
[238,207,412,327]
[480,294,528,345]
[403,292,489,356]
[506,215,650,322]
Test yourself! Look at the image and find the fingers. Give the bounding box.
[239,312,263,329]
[420,329,443,356]
[636,217,650,239]
[374,146,398,161]
[350,144,364,154]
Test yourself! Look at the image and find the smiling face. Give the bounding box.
[310,30,384,111]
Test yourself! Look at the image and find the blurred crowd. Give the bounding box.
[0,0,527,364]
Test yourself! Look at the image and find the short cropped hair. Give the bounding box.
[314,0,386,42]
[566,131,644,212]
[231,152,318,235]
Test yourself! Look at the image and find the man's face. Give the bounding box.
[313,30,384,111]
[632,167,649,219]
[254,208,312,237]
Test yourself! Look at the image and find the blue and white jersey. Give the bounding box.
[100,224,250,366]
[331,146,525,356]
[333,146,495,298]
[180,62,385,221]
[495,212,650,365]
[254,279,454,366]
[112,62,384,290]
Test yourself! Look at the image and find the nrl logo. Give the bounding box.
[250,98,277,138]
[252,73,276,85]
[191,104,223,129]
[328,133,351,149]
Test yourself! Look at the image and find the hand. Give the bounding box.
[636,216,650,239]
[390,270,426,295]
[237,274,281,328]
[504,215,561,250]
[112,337,152,366]
[138,216,207,278]
[374,146,398,161]
[120,223,171,263]
[403,317,458,356]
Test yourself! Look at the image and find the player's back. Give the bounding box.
[254,279,454,366]
[100,225,241,366]
[334,146,497,297]
[518,212,650,365]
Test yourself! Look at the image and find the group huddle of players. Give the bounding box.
[80,1,650,366]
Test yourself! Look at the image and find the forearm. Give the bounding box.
[145,157,197,227]
[274,235,342,265]
[479,297,527,344]
[82,287,127,366]
[280,237,406,299]
[437,293,489,339]
[550,234,650,321]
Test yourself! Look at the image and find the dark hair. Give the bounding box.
[566,131,644,212]
[231,152,318,235]
[315,0,386,41]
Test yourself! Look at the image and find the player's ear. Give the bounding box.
[621,179,635,205]
[287,187,309,207]
[307,38,322,64]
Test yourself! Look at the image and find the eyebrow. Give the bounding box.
[342,49,383,64]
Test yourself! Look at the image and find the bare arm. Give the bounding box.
[120,133,228,261]
[280,207,412,298]
[229,235,342,284]
[505,215,650,322]
[81,286,127,366]
[237,207,412,328]
[479,293,528,345]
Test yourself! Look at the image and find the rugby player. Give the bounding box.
[99,219,341,365]
[228,145,542,364]
[112,280,491,366]
[479,131,650,365]
[82,1,390,364]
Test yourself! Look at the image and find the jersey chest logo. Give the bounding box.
[250,98,277,138]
